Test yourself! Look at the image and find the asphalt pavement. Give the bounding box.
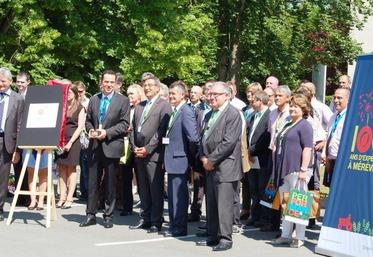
[0,195,323,257]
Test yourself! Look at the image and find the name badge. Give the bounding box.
[162,137,170,145]
[138,126,142,133]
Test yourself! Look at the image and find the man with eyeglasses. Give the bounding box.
[129,74,172,233]
[196,81,242,251]
[0,67,24,221]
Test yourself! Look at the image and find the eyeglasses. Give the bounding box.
[207,92,226,98]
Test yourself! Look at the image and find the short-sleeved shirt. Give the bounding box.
[274,119,313,184]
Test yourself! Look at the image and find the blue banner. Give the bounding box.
[317,54,373,256]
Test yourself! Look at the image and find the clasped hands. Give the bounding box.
[134,147,149,158]
[201,156,214,171]
[89,129,107,140]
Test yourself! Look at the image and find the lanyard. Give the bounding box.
[329,112,345,138]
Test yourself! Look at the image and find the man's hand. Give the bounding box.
[12,152,20,164]
[134,147,149,158]
[96,129,107,140]
[201,156,214,171]
[315,141,325,152]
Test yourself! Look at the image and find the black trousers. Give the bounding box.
[86,145,119,219]
[241,172,251,212]
[0,138,12,212]
[190,171,205,216]
[135,158,164,226]
[120,154,134,213]
[13,150,29,206]
[206,173,238,243]
[248,168,271,222]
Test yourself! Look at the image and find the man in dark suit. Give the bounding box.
[246,91,271,227]
[196,81,242,251]
[130,75,171,233]
[13,71,31,206]
[163,81,199,237]
[80,70,130,229]
[0,67,24,221]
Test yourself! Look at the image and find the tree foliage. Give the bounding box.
[0,0,372,93]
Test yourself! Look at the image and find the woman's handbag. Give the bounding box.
[260,178,279,209]
[79,130,90,150]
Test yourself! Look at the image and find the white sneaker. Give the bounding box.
[290,239,304,248]
[271,237,292,245]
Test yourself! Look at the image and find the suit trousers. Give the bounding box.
[190,171,205,216]
[135,158,164,226]
[248,168,272,222]
[167,173,188,234]
[120,154,134,213]
[206,173,238,243]
[241,172,251,212]
[233,183,241,225]
[86,145,119,219]
[0,137,12,212]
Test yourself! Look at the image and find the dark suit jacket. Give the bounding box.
[131,96,172,162]
[6,91,24,154]
[85,92,130,158]
[247,108,271,170]
[201,103,242,182]
[164,103,200,174]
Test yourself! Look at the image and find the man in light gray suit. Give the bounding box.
[80,70,130,229]
[196,81,242,251]
[0,67,24,221]
[130,75,171,233]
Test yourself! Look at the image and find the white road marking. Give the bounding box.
[95,235,196,247]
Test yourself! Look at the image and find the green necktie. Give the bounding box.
[141,100,152,125]
[205,110,219,136]
[166,108,177,135]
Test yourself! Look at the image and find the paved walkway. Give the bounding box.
[0,197,323,257]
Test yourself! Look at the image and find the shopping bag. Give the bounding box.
[310,191,320,218]
[283,181,314,225]
[119,137,131,165]
[260,178,278,209]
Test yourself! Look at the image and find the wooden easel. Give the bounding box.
[7,147,57,228]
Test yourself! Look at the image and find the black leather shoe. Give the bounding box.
[196,231,209,237]
[103,219,113,229]
[245,219,256,226]
[120,211,133,216]
[212,242,232,251]
[0,213,4,221]
[79,216,96,227]
[188,213,200,222]
[129,220,151,230]
[239,212,250,220]
[147,225,161,233]
[196,239,219,246]
[164,230,187,237]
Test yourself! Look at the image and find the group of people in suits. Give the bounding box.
[0,65,351,251]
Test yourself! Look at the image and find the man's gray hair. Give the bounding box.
[0,67,13,81]
[141,72,155,81]
[276,85,291,97]
[212,81,230,94]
